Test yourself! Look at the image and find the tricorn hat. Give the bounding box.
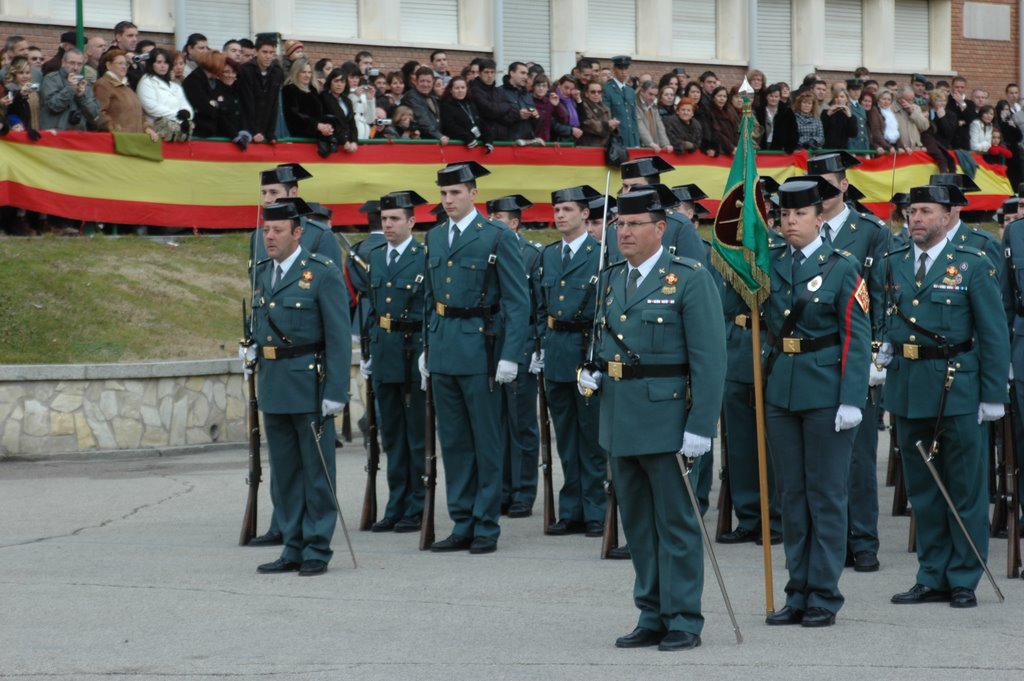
[778,177,841,208]
[908,184,969,207]
[261,163,313,186]
[890,192,909,207]
[263,197,312,222]
[670,183,707,203]
[611,55,632,68]
[617,185,679,215]
[620,155,675,180]
[380,190,428,211]
[551,185,601,205]
[436,161,491,186]
[487,194,534,214]
[929,173,980,193]
[806,151,861,175]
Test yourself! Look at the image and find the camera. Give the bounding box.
[132,52,151,64]
[375,118,391,126]
[26,83,39,92]
[367,68,380,78]
[68,110,82,125]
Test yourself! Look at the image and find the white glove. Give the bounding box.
[834,404,863,432]
[679,432,712,458]
[1010,364,1015,382]
[978,402,1005,423]
[577,368,602,395]
[875,342,893,368]
[529,350,545,375]
[418,351,429,390]
[868,361,887,387]
[359,357,372,379]
[239,342,257,377]
[495,359,518,384]
[322,399,345,417]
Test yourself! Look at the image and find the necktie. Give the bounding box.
[822,223,833,244]
[388,248,399,273]
[562,244,572,270]
[272,264,283,289]
[915,252,928,286]
[626,267,641,301]
[792,250,805,281]
[450,224,461,247]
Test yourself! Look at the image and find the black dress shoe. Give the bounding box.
[469,537,497,554]
[765,605,804,625]
[949,587,977,608]
[508,502,532,518]
[607,544,631,559]
[585,521,605,537]
[370,517,398,533]
[891,584,951,604]
[755,530,783,546]
[853,551,880,572]
[248,530,283,547]
[717,527,758,544]
[800,607,836,627]
[547,519,586,535]
[393,515,421,533]
[257,557,300,574]
[657,630,701,651]
[614,627,664,648]
[430,533,473,552]
[500,501,511,515]
[298,559,328,576]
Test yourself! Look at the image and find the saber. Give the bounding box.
[913,440,1004,603]
[311,421,358,569]
[676,454,743,644]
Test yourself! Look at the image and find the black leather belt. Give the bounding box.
[769,333,840,354]
[378,316,420,333]
[434,302,500,318]
[893,339,973,360]
[732,314,763,330]
[547,316,590,332]
[262,341,324,360]
[600,361,690,380]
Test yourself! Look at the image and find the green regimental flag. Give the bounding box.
[710,106,772,308]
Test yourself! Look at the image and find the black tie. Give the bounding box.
[388,248,399,273]
[272,264,283,289]
[450,224,461,246]
[562,244,572,270]
[792,250,805,281]
[626,268,641,301]
[822,223,833,244]
[915,252,928,287]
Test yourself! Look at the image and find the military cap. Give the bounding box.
[911,73,930,85]
[620,155,675,180]
[617,185,679,215]
[611,55,632,68]
[908,184,969,207]
[1016,182,1024,198]
[890,192,909,207]
[692,201,711,218]
[487,194,534,213]
[358,199,382,231]
[588,195,616,215]
[670,183,707,203]
[845,78,863,91]
[254,32,280,46]
[845,183,870,213]
[264,197,312,222]
[430,203,447,217]
[1002,197,1020,213]
[929,173,980,193]
[806,151,861,175]
[551,185,600,205]
[778,177,841,208]
[436,161,490,186]
[380,190,428,211]
[759,176,781,197]
[261,163,312,186]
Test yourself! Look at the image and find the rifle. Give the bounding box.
[341,404,353,442]
[536,338,556,532]
[890,418,909,516]
[238,299,262,546]
[1002,410,1021,578]
[419,369,437,551]
[715,407,733,541]
[358,334,381,531]
[600,456,619,558]
[884,410,897,486]
[991,420,1008,539]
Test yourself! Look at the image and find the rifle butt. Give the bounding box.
[238,372,261,546]
[359,381,380,531]
[537,374,556,532]
[419,379,437,551]
[600,485,619,558]
[715,414,732,540]
[238,493,257,546]
[341,403,353,443]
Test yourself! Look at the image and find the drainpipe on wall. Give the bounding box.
[494,0,505,72]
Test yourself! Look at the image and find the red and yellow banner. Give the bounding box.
[0,131,1011,229]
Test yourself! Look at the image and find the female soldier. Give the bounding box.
[763,178,871,628]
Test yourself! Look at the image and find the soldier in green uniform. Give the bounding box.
[248,163,344,548]
[763,178,872,627]
[487,194,543,518]
[246,198,351,576]
[536,185,606,536]
[804,152,892,573]
[881,185,1010,608]
[578,188,725,651]
[359,191,428,533]
[603,55,639,148]
[419,162,530,554]
[350,200,389,343]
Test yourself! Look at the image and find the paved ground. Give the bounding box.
[1,428,1021,681]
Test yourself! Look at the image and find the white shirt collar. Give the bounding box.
[628,246,665,285]
[945,220,964,242]
[450,208,479,233]
[275,244,303,276]
[388,235,414,259]
[912,238,948,276]
[561,231,588,255]
[791,236,824,261]
[823,204,851,241]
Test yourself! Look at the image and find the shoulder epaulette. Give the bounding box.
[531,241,543,251]
[308,252,334,267]
[857,212,887,229]
[769,240,787,250]
[885,242,911,255]
[543,241,561,252]
[606,259,628,269]
[955,244,985,257]
[370,242,388,252]
[672,254,703,270]
[254,256,273,266]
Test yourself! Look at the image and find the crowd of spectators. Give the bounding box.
[4,21,1024,235]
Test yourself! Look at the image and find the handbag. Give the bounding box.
[605,132,629,167]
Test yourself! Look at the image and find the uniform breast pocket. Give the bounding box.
[647,378,687,403]
[807,290,836,330]
[281,296,318,327]
[640,309,678,348]
[459,257,488,288]
[930,291,968,328]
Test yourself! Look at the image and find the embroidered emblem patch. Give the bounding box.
[854,277,869,313]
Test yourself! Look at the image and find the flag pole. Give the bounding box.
[750,312,775,616]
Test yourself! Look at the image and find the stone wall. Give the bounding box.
[0,360,246,459]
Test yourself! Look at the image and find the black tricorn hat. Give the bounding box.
[617,185,679,215]
[670,183,707,203]
[436,161,491,186]
[358,199,381,216]
[261,163,312,186]
[845,183,870,213]
[551,185,600,205]
[380,190,428,211]
[588,194,616,215]
[1002,197,1020,213]
[929,173,980,193]
[908,184,969,207]
[845,78,863,90]
[890,192,909,207]
[620,155,675,180]
[806,151,861,175]
[1016,182,1024,198]
[692,201,711,218]
[778,177,841,208]
[759,176,781,196]
[264,197,312,222]
[611,55,632,68]
[430,203,447,217]
[487,194,534,213]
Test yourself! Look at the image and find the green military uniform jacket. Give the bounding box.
[367,238,426,384]
[539,234,601,382]
[251,213,344,273]
[513,235,544,366]
[423,211,530,374]
[827,204,891,337]
[253,248,351,413]
[603,80,639,147]
[764,241,871,411]
[597,249,726,455]
[882,241,1010,418]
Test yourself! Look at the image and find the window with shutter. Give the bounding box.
[822,0,862,69]
[51,0,132,28]
[502,0,552,71]
[399,0,458,45]
[587,0,636,56]
[294,0,359,42]
[181,0,251,53]
[671,0,716,60]
[894,0,930,70]
[756,0,792,85]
